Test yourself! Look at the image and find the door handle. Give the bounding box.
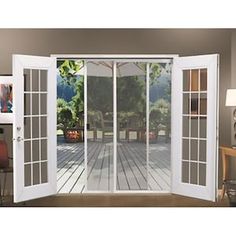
[13,137,24,142]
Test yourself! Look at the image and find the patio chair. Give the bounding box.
[87,112,97,141]
[0,140,13,205]
[97,111,113,142]
[125,115,143,142]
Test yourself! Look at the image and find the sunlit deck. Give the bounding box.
[57,140,171,193]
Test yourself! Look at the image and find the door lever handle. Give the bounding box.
[13,137,24,142]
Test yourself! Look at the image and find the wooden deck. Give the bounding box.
[57,141,171,193]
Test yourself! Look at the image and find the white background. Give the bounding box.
[1,0,235,236]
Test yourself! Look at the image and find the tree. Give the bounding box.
[57,98,74,137]
[58,60,85,127]
[71,78,84,127]
[58,60,83,84]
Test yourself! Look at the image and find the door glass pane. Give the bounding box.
[182,116,189,137]
[33,163,40,185]
[24,164,31,187]
[24,117,31,139]
[87,61,113,191]
[190,93,199,115]
[199,140,206,162]
[200,119,207,138]
[41,116,47,138]
[32,117,39,138]
[32,140,39,162]
[41,139,47,161]
[24,141,31,163]
[183,94,189,114]
[32,70,39,91]
[24,94,31,115]
[40,94,47,115]
[149,61,172,191]
[40,70,47,92]
[182,161,189,183]
[32,94,39,115]
[190,139,198,161]
[199,163,206,186]
[24,69,31,92]
[41,162,48,183]
[200,69,207,91]
[200,93,207,115]
[190,162,198,185]
[191,118,198,138]
[182,139,189,160]
[191,69,199,91]
[183,70,190,91]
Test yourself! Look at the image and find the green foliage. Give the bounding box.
[57,98,74,136]
[59,60,83,85]
[58,60,84,127]
[71,78,84,126]
[149,98,170,132]
[150,63,162,84]
[57,98,68,109]
[118,76,145,113]
[87,76,113,114]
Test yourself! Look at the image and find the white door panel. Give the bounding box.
[171,54,219,201]
[13,55,57,203]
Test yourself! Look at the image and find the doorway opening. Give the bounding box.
[56,56,173,194]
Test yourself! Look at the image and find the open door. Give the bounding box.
[172,54,219,201]
[13,55,57,203]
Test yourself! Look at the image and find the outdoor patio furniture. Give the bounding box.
[87,112,98,141]
[98,111,113,142]
[125,115,144,142]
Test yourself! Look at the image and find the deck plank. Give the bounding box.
[59,164,84,193]
[87,142,105,190]
[57,141,171,193]
[120,143,147,190]
[117,145,130,190]
[70,169,85,193]
[118,144,140,190]
[98,144,111,191]
[131,142,170,190]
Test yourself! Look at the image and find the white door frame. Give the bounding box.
[53,54,178,194]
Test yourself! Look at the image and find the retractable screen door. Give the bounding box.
[13,55,57,203]
[172,54,218,201]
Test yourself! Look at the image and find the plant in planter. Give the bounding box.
[57,98,74,137]
[57,98,83,142]
[57,60,85,142]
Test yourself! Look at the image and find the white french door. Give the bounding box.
[172,54,219,201]
[11,54,218,203]
[13,55,57,203]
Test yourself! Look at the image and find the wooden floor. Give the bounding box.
[57,140,171,193]
[2,193,229,207]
